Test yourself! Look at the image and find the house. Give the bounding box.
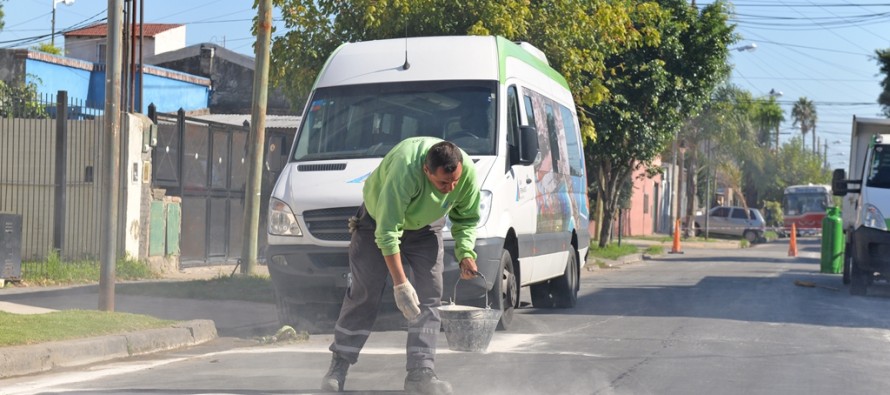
[145,43,294,115]
[0,49,210,113]
[64,23,185,63]
[624,157,666,236]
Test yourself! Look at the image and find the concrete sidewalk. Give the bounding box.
[0,265,279,379]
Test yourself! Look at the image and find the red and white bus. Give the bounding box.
[782,184,832,236]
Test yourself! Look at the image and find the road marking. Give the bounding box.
[1,334,547,394]
[1,357,190,395]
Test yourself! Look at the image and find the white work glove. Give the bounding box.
[347,216,359,234]
[393,281,421,321]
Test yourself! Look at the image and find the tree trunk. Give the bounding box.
[596,161,630,248]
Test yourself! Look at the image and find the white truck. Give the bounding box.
[831,116,890,295]
[266,36,591,332]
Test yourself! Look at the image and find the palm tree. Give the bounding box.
[791,97,818,154]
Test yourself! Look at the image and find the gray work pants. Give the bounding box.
[329,204,445,370]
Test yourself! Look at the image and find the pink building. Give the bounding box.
[589,157,668,239]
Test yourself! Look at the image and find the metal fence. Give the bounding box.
[0,91,105,261]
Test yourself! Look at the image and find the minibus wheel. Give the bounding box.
[492,249,518,330]
[551,249,579,308]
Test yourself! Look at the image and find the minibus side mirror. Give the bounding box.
[832,168,861,196]
[518,126,539,166]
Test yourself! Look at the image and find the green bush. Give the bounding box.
[762,200,783,228]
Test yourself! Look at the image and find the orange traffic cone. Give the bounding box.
[669,219,684,254]
[788,223,798,257]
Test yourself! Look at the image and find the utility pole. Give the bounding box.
[241,0,273,275]
[100,0,123,311]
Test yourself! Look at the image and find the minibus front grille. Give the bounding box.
[298,163,347,172]
[304,206,359,241]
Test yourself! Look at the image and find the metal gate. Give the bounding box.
[150,109,296,266]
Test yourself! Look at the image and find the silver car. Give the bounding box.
[693,206,767,242]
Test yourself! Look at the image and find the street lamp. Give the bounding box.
[732,43,757,52]
[51,0,76,47]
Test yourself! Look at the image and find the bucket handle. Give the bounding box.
[451,270,492,309]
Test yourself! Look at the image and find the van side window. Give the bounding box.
[523,95,536,127]
[544,103,561,172]
[560,106,584,177]
[507,85,521,169]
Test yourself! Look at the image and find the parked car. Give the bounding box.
[693,206,767,242]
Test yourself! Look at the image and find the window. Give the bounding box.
[560,106,584,177]
[867,145,890,188]
[731,209,749,220]
[97,43,107,64]
[292,80,497,160]
[506,85,521,169]
[523,95,536,127]
[711,207,730,218]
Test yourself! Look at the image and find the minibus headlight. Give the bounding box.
[862,204,888,231]
[476,190,493,229]
[269,198,303,236]
[443,190,493,231]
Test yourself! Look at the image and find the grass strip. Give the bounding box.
[0,310,174,347]
[588,243,638,260]
[117,275,275,304]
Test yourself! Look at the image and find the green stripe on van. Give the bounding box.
[496,36,570,90]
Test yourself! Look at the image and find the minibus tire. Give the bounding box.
[551,250,579,308]
[492,249,518,330]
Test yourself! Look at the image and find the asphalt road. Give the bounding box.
[4,237,890,395]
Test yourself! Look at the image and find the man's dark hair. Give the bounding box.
[425,141,463,173]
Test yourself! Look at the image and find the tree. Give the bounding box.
[269,0,654,126]
[791,97,817,154]
[585,0,735,245]
[774,136,830,190]
[689,85,758,211]
[753,95,784,151]
[0,1,5,32]
[877,48,890,117]
[31,42,63,55]
[0,79,49,119]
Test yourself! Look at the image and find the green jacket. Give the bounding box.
[363,137,480,260]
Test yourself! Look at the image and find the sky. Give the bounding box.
[1,1,888,170]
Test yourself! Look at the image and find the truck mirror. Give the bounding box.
[832,168,848,196]
[518,125,540,166]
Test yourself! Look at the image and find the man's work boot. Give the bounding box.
[321,353,350,392]
[404,367,453,395]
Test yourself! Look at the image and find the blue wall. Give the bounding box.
[25,53,210,112]
[25,59,91,105]
[140,72,210,113]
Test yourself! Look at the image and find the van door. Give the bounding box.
[505,85,538,280]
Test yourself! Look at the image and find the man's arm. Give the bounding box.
[384,254,407,285]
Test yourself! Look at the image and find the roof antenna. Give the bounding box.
[402,19,410,70]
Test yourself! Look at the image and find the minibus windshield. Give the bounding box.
[292,80,497,161]
[866,145,890,189]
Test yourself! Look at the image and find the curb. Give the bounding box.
[585,253,648,272]
[0,319,217,379]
